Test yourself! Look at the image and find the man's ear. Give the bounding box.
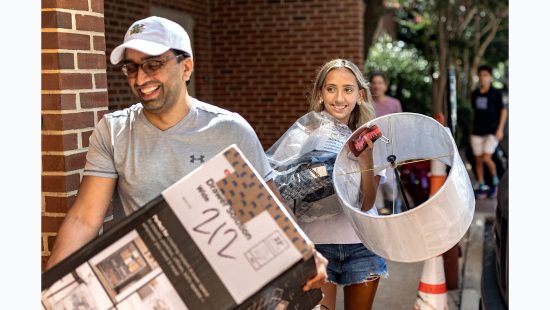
[181,58,194,82]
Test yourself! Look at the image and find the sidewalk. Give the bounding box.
[334,191,498,309]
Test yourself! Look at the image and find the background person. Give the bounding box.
[470,65,508,198]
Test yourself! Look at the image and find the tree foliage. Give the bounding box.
[394,0,509,114]
[361,0,508,148]
[363,0,387,60]
[365,33,432,116]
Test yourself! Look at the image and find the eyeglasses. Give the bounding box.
[120,54,184,77]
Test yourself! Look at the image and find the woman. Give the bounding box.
[267,59,387,309]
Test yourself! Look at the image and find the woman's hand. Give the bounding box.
[356,138,374,168]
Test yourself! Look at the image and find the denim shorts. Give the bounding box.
[315,243,388,286]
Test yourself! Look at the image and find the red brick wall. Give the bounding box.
[210,0,364,148]
[41,0,109,270]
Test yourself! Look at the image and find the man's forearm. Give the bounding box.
[46,214,102,269]
[46,175,117,269]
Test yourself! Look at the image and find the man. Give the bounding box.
[470,65,508,198]
[369,72,402,117]
[46,16,326,290]
[369,72,403,215]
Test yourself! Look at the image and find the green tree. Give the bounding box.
[363,0,387,60]
[395,0,509,116]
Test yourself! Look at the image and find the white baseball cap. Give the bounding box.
[110,16,193,65]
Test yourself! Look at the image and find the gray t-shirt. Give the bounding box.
[84,98,273,216]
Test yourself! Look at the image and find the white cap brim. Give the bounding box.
[110,39,171,64]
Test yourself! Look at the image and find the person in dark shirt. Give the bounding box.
[470,65,508,198]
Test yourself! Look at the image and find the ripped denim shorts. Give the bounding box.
[315,243,388,286]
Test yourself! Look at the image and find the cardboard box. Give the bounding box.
[42,145,321,309]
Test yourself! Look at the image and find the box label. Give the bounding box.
[162,152,302,303]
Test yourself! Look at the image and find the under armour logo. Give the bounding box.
[190,155,205,163]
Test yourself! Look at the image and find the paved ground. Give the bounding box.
[372,260,424,309]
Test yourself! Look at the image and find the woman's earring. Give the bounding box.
[357,101,362,105]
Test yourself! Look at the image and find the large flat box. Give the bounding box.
[42,145,322,309]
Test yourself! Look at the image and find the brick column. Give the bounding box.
[41,0,109,271]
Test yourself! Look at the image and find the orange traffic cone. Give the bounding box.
[413,255,448,310]
[429,114,460,291]
[429,159,447,196]
[430,112,448,198]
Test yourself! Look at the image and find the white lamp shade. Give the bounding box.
[333,113,475,262]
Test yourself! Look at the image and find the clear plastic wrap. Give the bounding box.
[266,111,352,222]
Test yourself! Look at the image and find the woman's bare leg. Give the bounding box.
[343,277,380,310]
[320,282,338,310]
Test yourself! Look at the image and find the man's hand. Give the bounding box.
[302,249,328,291]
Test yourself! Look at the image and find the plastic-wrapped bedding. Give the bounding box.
[333,112,475,262]
[266,111,351,222]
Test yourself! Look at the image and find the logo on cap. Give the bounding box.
[129,24,145,35]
